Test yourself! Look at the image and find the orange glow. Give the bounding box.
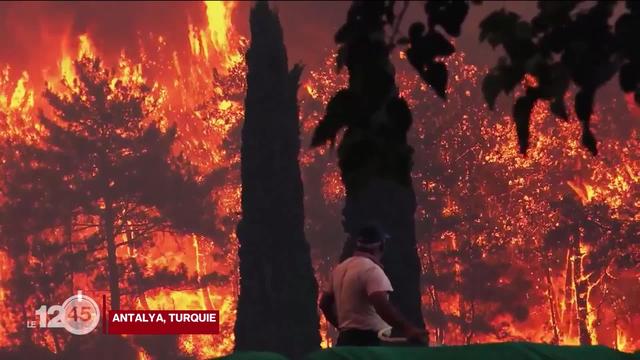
[204,1,242,70]
[321,168,345,204]
[205,2,234,53]
[625,92,640,118]
[306,84,318,99]
[0,1,245,357]
[524,73,539,88]
[1,1,639,356]
[78,33,95,58]
[568,178,596,204]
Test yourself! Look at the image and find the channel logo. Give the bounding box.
[27,291,219,335]
[28,291,101,335]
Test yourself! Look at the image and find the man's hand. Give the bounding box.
[369,291,429,345]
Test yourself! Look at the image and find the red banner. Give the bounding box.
[106,310,219,334]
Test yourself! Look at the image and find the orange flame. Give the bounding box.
[568,178,596,205]
[186,1,242,71]
[1,1,640,356]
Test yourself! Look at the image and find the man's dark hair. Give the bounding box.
[356,223,388,252]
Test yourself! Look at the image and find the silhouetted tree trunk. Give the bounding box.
[562,247,574,337]
[425,238,446,344]
[235,2,320,358]
[537,241,560,344]
[14,254,31,345]
[544,259,561,345]
[103,198,121,310]
[572,238,592,345]
[310,2,425,330]
[342,181,425,329]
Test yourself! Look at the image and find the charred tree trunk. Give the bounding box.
[425,238,446,344]
[125,230,151,310]
[65,214,75,291]
[538,243,560,344]
[573,238,592,345]
[332,2,425,331]
[342,181,425,329]
[235,2,320,358]
[562,246,574,337]
[193,236,215,311]
[544,262,561,344]
[103,199,120,310]
[465,301,476,345]
[14,254,32,345]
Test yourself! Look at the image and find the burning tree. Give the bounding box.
[544,194,640,345]
[235,2,320,358]
[402,53,536,344]
[304,34,640,347]
[0,55,218,322]
[1,1,640,356]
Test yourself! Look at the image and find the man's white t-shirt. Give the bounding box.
[326,255,393,331]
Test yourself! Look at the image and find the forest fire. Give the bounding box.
[1,1,639,359]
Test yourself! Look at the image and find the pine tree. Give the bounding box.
[0,56,217,313]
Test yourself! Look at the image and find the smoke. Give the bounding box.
[0,1,539,86]
[0,1,206,85]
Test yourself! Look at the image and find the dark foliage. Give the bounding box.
[312,1,426,330]
[327,1,640,156]
[311,1,415,191]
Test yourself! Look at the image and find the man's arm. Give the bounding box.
[319,292,339,328]
[368,291,427,344]
[368,291,415,333]
[364,265,428,344]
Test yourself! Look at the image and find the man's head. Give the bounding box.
[355,223,389,260]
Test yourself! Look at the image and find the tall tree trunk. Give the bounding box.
[125,230,151,310]
[465,301,476,345]
[562,246,574,338]
[538,243,560,344]
[65,214,75,292]
[104,199,120,310]
[235,3,320,358]
[193,235,214,311]
[573,238,592,345]
[545,263,561,344]
[425,238,445,344]
[342,180,425,329]
[15,254,32,345]
[330,2,424,330]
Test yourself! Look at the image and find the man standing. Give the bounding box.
[319,224,428,346]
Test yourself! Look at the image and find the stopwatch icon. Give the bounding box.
[60,291,101,335]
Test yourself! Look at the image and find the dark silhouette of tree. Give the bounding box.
[0,55,218,317]
[0,141,78,349]
[234,2,320,358]
[311,2,425,329]
[329,1,640,156]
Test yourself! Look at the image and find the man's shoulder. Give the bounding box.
[339,256,380,272]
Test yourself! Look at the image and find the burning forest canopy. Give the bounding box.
[0,1,639,359]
